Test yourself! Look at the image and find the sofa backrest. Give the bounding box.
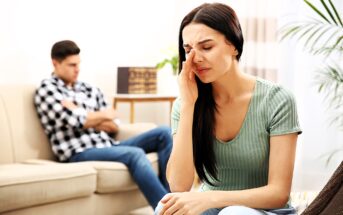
[0,85,55,164]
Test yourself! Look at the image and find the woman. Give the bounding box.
[155,2,302,215]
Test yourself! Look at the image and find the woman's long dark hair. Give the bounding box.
[178,3,244,185]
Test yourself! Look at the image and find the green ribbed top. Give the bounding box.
[171,78,302,191]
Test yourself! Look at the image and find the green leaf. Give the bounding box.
[279,25,302,41]
[304,0,331,23]
[307,25,332,49]
[280,0,343,131]
[320,0,337,24]
[312,28,342,56]
[297,23,318,40]
[329,0,343,27]
[331,35,343,52]
[156,52,179,75]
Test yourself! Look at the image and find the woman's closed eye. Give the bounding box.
[203,46,212,51]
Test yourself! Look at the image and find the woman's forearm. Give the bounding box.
[207,184,290,210]
[167,103,196,192]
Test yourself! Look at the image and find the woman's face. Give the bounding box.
[182,23,237,83]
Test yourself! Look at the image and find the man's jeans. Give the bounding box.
[69,126,172,208]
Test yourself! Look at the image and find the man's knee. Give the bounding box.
[156,126,171,137]
[156,126,172,146]
[129,147,146,160]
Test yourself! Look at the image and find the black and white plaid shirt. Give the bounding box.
[34,74,117,161]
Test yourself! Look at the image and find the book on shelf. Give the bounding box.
[117,67,157,94]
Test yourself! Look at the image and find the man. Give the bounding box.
[34,40,172,209]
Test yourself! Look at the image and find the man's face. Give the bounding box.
[53,55,80,86]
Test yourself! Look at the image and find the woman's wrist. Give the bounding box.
[180,101,195,110]
[200,192,217,212]
[180,105,195,118]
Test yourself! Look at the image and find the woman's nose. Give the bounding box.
[192,49,203,63]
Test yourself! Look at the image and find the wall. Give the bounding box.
[0,0,178,124]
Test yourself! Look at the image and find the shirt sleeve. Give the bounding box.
[171,97,181,135]
[34,82,87,130]
[267,85,302,136]
[95,87,108,111]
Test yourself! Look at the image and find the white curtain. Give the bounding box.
[230,0,279,81]
[219,0,343,191]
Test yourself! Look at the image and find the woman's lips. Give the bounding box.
[197,68,210,75]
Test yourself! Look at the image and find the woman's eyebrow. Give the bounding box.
[183,39,213,48]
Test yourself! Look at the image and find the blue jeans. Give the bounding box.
[69,126,172,208]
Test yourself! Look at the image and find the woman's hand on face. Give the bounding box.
[178,50,198,106]
[158,192,209,215]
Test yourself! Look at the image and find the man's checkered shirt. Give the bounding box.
[34,75,117,162]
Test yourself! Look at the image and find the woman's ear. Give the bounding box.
[225,40,238,56]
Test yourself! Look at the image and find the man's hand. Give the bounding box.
[61,100,78,110]
[102,107,117,120]
[94,120,119,135]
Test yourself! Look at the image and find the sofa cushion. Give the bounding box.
[116,123,157,141]
[22,153,159,193]
[0,163,96,213]
[0,90,15,164]
[83,153,159,193]
[0,85,54,163]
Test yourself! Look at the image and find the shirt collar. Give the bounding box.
[51,73,82,90]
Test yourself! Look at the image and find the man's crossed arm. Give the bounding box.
[61,100,119,134]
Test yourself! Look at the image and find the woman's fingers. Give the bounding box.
[160,194,172,204]
[159,194,175,215]
[185,49,195,68]
[181,50,195,78]
[164,202,182,215]
[184,50,195,75]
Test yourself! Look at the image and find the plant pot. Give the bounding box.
[157,67,179,95]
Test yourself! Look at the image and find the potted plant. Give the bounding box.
[280,0,343,164]
[156,47,179,76]
[156,53,179,76]
[155,47,179,94]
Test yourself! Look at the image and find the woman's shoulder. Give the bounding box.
[256,77,295,100]
[171,97,182,112]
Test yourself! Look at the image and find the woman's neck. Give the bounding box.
[212,67,255,104]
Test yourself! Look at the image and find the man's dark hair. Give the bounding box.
[51,40,80,62]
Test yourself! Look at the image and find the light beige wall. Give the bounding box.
[0,0,179,125]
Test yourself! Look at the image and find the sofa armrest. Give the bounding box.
[115,122,157,141]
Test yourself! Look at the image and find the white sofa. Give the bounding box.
[0,84,158,215]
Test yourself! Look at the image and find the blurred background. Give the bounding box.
[0,0,342,194]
